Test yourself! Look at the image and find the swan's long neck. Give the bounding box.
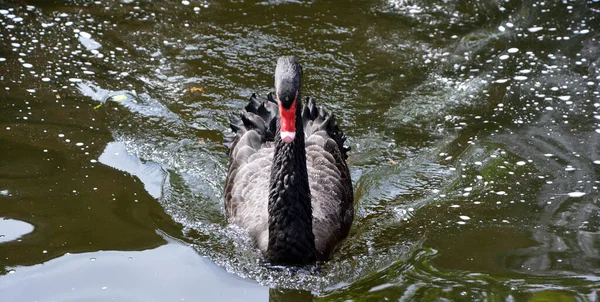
[266,103,316,265]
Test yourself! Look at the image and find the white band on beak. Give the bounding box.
[281,131,295,143]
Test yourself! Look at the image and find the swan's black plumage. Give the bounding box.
[224,56,353,266]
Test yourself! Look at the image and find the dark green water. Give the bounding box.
[1,0,599,300]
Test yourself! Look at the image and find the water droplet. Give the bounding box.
[568,192,585,197]
[516,161,526,166]
[496,191,506,195]
[528,26,543,33]
[558,95,571,101]
[459,215,471,220]
[507,48,519,53]
[90,257,96,262]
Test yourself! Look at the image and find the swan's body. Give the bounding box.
[224,57,353,265]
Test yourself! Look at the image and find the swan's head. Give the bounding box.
[275,56,302,144]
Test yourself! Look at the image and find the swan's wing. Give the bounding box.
[302,97,354,258]
[224,94,278,252]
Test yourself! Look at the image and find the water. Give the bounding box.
[1,0,599,300]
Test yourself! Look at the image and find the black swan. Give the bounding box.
[223,56,354,266]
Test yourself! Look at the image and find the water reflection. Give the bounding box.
[0,218,34,243]
[0,242,268,301]
[98,142,168,199]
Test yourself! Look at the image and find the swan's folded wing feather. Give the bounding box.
[306,132,353,257]
[303,96,354,258]
[224,94,278,253]
[226,145,272,252]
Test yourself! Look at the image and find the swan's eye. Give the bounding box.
[276,90,299,110]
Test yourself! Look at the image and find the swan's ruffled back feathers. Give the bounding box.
[225,93,350,159]
[224,93,278,152]
[302,96,350,160]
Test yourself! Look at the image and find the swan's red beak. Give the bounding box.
[278,98,296,144]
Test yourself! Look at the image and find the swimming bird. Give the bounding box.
[224,56,353,266]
